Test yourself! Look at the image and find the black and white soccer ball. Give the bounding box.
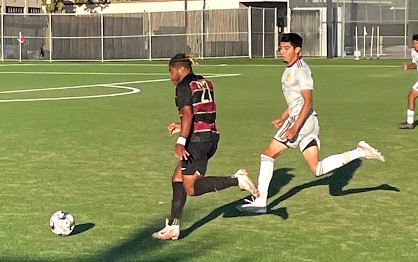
[49,211,75,236]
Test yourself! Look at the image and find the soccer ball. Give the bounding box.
[49,211,75,236]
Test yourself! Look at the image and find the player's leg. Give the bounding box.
[182,141,258,197]
[152,162,184,240]
[258,140,288,199]
[302,140,356,176]
[185,170,258,196]
[300,114,384,176]
[239,116,309,213]
[238,139,288,213]
[181,171,247,196]
[254,117,296,201]
[303,140,384,177]
[169,162,186,225]
[399,82,418,129]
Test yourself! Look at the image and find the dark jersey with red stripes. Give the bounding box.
[175,73,219,142]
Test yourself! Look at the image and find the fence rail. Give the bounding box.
[1,7,277,62]
[289,0,417,58]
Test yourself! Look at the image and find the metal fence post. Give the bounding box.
[101,13,104,62]
[200,9,204,59]
[148,12,152,61]
[262,8,265,58]
[248,6,252,59]
[49,13,52,62]
[287,1,291,33]
[341,0,346,58]
[275,7,278,59]
[1,13,3,62]
[404,0,408,59]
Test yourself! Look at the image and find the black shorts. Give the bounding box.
[181,140,218,175]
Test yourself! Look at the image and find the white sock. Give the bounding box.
[257,154,275,200]
[407,109,415,124]
[315,149,363,177]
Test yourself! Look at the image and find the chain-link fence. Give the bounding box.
[288,0,417,58]
[1,7,277,61]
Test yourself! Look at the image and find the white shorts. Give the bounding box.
[274,113,320,152]
[412,81,418,91]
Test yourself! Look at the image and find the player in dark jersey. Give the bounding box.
[152,54,259,240]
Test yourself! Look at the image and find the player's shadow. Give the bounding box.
[268,159,399,212]
[70,222,95,236]
[327,159,399,196]
[180,168,295,239]
[181,160,399,239]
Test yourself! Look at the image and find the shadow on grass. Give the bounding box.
[88,221,228,262]
[71,160,400,260]
[1,162,399,262]
[182,159,400,239]
[2,220,221,262]
[268,159,400,212]
[70,223,95,236]
[180,168,295,239]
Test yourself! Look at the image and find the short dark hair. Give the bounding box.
[413,34,418,41]
[169,54,196,70]
[280,33,303,48]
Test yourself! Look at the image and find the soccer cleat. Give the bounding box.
[151,219,180,240]
[234,169,259,197]
[356,141,385,162]
[237,196,267,214]
[398,122,414,129]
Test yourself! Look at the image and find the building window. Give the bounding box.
[7,6,24,13]
[29,7,42,13]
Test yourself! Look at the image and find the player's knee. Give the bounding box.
[262,148,272,158]
[409,89,418,99]
[182,182,196,196]
[184,187,195,196]
[262,147,279,159]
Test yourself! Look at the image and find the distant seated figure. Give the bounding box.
[40,46,45,59]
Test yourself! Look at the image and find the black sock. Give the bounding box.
[169,182,187,225]
[193,176,238,196]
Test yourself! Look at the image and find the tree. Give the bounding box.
[42,0,109,13]
[42,0,66,13]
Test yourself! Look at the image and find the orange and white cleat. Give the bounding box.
[234,169,259,197]
[357,141,385,162]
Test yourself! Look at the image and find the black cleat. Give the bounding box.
[398,122,414,129]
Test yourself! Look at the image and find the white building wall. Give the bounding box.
[5,0,42,8]
[74,0,242,14]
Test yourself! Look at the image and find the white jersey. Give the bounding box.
[281,58,315,117]
[411,48,418,71]
[411,48,418,91]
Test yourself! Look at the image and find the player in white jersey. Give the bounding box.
[238,33,385,214]
[398,34,418,129]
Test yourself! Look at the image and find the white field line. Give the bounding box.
[0,85,139,103]
[0,71,169,76]
[0,73,240,103]
[0,63,402,68]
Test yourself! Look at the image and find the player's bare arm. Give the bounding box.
[168,122,181,135]
[284,89,313,140]
[175,105,193,160]
[272,108,289,129]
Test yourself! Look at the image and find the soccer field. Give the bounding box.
[0,58,416,262]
